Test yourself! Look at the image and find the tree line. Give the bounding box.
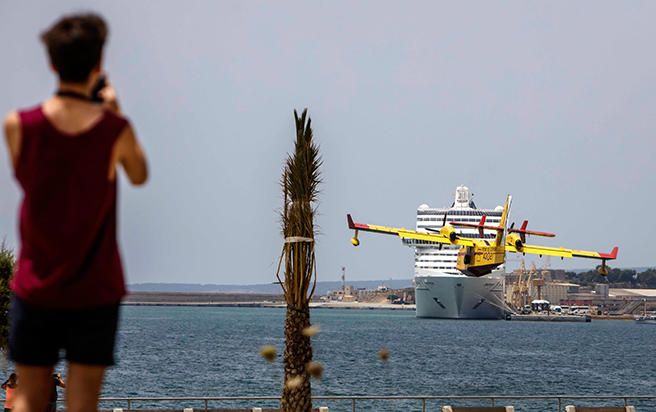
[565,267,656,288]
[0,242,13,350]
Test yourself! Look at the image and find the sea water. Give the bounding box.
[93,306,655,411]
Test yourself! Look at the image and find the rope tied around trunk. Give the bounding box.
[284,236,314,243]
[274,238,318,304]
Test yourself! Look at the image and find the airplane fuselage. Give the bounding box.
[456,243,505,277]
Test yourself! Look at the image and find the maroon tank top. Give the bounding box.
[11,105,128,308]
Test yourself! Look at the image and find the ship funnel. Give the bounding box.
[454,185,472,209]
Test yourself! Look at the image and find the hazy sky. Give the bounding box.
[1,1,655,285]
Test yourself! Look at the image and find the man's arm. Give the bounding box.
[3,111,21,170]
[115,124,148,186]
[100,81,148,185]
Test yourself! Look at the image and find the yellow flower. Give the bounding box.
[259,345,277,362]
[302,324,320,337]
[306,361,324,379]
[285,375,304,390]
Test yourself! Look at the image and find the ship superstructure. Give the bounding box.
[404,186,507,319]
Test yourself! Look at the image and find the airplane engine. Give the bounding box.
[439,225,457,242]
[507,233,523,250]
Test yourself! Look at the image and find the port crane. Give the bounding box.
[532,259,551,301]
[510,261,525,309]
[347,195,618,278]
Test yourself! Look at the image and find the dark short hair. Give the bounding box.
[41,13,107,83]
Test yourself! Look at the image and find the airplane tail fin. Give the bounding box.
[495,195,512,246]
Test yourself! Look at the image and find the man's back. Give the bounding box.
[11,102,128,308]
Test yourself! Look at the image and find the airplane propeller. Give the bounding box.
[438,213,448,250]
[425,213,449,249]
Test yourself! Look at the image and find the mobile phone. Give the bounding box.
[90,75,107,103]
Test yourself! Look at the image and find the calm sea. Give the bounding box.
[85,307,655,411]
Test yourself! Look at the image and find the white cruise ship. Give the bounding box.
[403,186,507,319]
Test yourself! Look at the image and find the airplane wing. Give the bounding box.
[506,243,618,261]
[347,214,476,247]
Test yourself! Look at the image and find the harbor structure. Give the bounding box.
[504,264,656,315]
[505,262,581,309]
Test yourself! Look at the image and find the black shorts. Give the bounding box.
[9,295,120,366]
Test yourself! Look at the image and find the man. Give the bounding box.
[1,373,17,412]
[3,13,148,412]
[46,374,65,412]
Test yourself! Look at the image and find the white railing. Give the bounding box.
[84,394,656,412]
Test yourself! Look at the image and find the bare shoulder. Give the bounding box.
[116,120,137,146]
[3,111,20,134]
[3,111,21,146]
[4,111,22,168]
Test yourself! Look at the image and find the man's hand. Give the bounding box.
[99,82,121,114]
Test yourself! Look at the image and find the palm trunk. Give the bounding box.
[281,305,312,412]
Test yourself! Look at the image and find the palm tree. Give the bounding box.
[275,109,321,411]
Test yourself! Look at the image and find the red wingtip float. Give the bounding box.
[596,246,619,276]
[347,214,360,246]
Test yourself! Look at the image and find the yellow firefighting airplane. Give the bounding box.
[347,195,618,277]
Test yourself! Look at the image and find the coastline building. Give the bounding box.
[563,287,656,314]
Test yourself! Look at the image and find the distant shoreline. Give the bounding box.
[122,300,416,311]
[123,292,415,310]
[127,278,414,295]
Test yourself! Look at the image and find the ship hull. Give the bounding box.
[415,273,506,319]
